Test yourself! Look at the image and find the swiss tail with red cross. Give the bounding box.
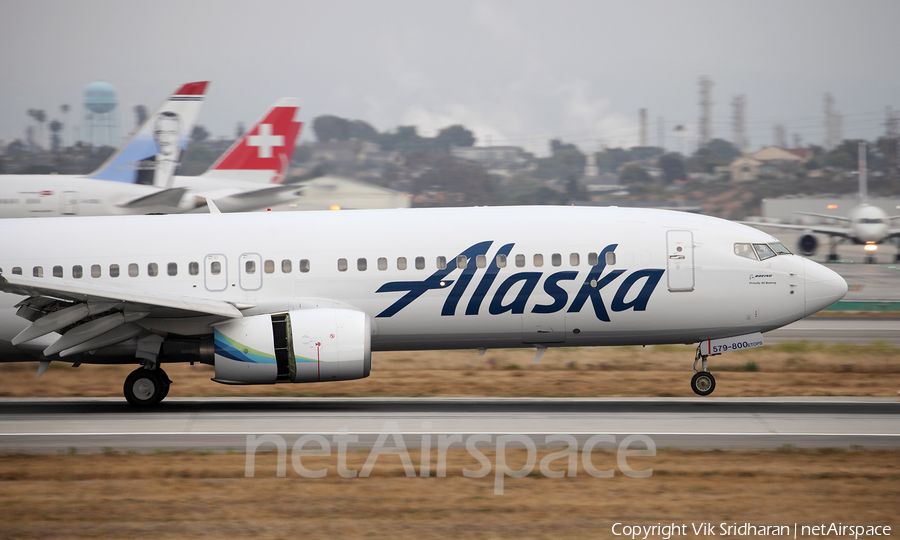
[202,98,302,184]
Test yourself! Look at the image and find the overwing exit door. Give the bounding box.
[205,254,228,291]
[666,230,694,292]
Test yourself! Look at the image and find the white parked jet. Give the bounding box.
[0,82,304,217]
[743,143,900,263]
[0,206,846,404]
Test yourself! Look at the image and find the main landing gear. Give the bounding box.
[124,366,171,407]
[691,348,716,396]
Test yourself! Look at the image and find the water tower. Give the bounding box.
[81,81,119,147]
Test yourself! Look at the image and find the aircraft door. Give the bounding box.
[239,253,263,291]
[60,191,78,215]
[666,230,694,292]
[205,254,228,292]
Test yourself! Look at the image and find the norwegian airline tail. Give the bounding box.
[201,98,302,184]
[88,81,208,187]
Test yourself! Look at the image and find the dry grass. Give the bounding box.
[0,449,896,539]
[2,343,900,398]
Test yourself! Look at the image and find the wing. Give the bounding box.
[739,221,853,240]
[191,184,304,213]
[0,273,242,357]
[793,211,851,222]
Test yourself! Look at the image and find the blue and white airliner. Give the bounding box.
[0,206,846,404]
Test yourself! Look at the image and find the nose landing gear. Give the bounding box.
[691,348,716,396]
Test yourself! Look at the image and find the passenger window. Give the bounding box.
[358,258,367,271]
[753,243,777,261]
[570,253,580,266]
[168,262,177,276]
[129,263,139,277]
[515,254,525,267]
[533,254,543,267]
[281,260,292,273]
[397,257,407,270]
[476,254,486,268]
[605,252,616,265]
[415,256,425,270]
[436,256,447,270]
[551,253,561,267]
[456,255,467,269]
[496,254,507,268]
[338,258,348,272]
[377,257,387,271]
[110,264,120,278]
[12,267,22,275]
[264,260,275,274]
[91,264,101,278]
[53,266,63,278]
[588,252,599,266]
[148,263,159,277]
[734,243,757,260]
[210,261,221,275]
[244,260,255,274]
[299,259,310,273]
[72,265,83,279]
[33,266,43,278]
[189,262,200,276]
[770,243,792,255]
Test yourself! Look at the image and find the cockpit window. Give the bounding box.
[753,243,776,260]
[770,242,792,255]
[859,218,883,224]
[734,243,757,260]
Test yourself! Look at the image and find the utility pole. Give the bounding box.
[698,76,713,146]
[731,95,746,152]
[639,109,648,147]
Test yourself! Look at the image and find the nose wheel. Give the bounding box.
[691,348,716,396]
[691,371,716,395]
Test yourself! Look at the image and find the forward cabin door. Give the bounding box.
[666,230,694,292]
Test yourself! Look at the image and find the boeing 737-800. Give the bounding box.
[0,206,846,405]
[0,82,304,217]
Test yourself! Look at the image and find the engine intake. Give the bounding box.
[797,233,818,256]
[212,309,371,385]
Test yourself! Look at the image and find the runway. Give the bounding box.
[764,316,900,343]
[2,397,897,453]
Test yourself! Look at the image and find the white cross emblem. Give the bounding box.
[247,123,284,158]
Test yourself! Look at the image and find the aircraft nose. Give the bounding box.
[803,258,847,316]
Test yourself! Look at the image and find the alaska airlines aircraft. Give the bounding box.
[0,206,847,405]
[0,82,304,217]
[744,143,900,263]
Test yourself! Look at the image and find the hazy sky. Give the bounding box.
[1,0,898,155]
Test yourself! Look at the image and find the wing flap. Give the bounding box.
[0,274,243,319]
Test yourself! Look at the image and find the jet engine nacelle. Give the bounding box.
[212,309,371,385]
[797,233,818,256]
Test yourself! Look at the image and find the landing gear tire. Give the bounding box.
[828,253,838,262]
[865,256,876,264]
[691,371,716,396]
[124,367,166,407]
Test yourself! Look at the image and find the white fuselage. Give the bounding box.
[846,204,889,244]
[0,206,846,362]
